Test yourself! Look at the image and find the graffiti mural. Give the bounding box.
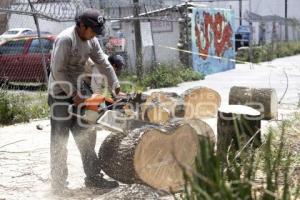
[192,8,235,75]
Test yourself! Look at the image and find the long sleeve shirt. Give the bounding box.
[48,26,120,96]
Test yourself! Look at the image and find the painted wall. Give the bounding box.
[191,7,235,75]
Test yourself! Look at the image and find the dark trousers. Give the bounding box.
[48,94,99,187]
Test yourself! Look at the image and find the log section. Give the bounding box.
[141,92,184,124]
[217,105,262,162]
[229,86,278,120]
[99,122,199,192]
[183,87,221,119]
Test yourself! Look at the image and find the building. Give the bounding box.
[107,2,236,75]
[3,0,299,74]
[107,3,191,72]
[5,0,96,34]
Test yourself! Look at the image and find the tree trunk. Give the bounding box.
[99,121,199,192]
[144,104,171,124]
[183,87,221,119]
[229,86,278,120]
[217,105,262,162]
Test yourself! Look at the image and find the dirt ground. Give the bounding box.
[0,119,175,200]
[0,55,299,199]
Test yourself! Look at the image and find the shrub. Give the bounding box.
[276,42,292,57]
[0,90,49,125]
[0,90,14,124]
[292,42,300,54]
[252,46,264,63]
[143,64,204,89]
[117,64,205,92]
[236,41,300,63]
[236,47,250,63]
[119,72,145,93]
[179,67,205,82]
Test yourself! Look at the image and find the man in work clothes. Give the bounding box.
[48,9,120,193]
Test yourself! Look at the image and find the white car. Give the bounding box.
[0,28,34,43]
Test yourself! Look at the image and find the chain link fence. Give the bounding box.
[0,1,300,89]
[0,0,94,90]
[0,0,182,90]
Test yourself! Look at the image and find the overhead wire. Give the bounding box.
[1,0,296,104]
[158,44,290,104]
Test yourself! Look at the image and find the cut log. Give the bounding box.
[185,119,215,143]
[122,93,148,119]
[183,87,221,119]
[141,92,184,124]
[229,86,278,120]
[145,104,171,124]
[217,105,262,162]
[99,121,199,192]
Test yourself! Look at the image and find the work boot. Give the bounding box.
[85,174,119,189]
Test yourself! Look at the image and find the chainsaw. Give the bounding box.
[68,93,145,132]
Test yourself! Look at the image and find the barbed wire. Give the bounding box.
[0,1,179,22]
[0,0,95,21]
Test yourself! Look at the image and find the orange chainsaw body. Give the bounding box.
[84,94,114,112]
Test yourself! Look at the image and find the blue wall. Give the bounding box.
[191,8,235,75]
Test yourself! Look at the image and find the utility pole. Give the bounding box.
[28,0,48,85]
[239,0,242,25]
[248,0,253,68]
[144,4,157,70]
[133,0,143,79]
[285,0,288,41]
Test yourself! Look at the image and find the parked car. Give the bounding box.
[31,31,52,35]
[0,28,34,44]
[0,35,55,83]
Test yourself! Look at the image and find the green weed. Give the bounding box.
[181,120,300,200]
[0,90,49,125]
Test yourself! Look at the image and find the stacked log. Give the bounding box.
[229,86,278,120]
[99,121,199,192]
[98,88,222,191]
[140,87,221,124]
[141,92,184,124]
[183,87,221,119]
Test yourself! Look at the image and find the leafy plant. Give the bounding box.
[236,41,300,63]
[181,121,300,200]
[236,47,250,63]
[143,64,204,89]
[0,90,14,124]
[0,90,49,125]
[119,72,145,93]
